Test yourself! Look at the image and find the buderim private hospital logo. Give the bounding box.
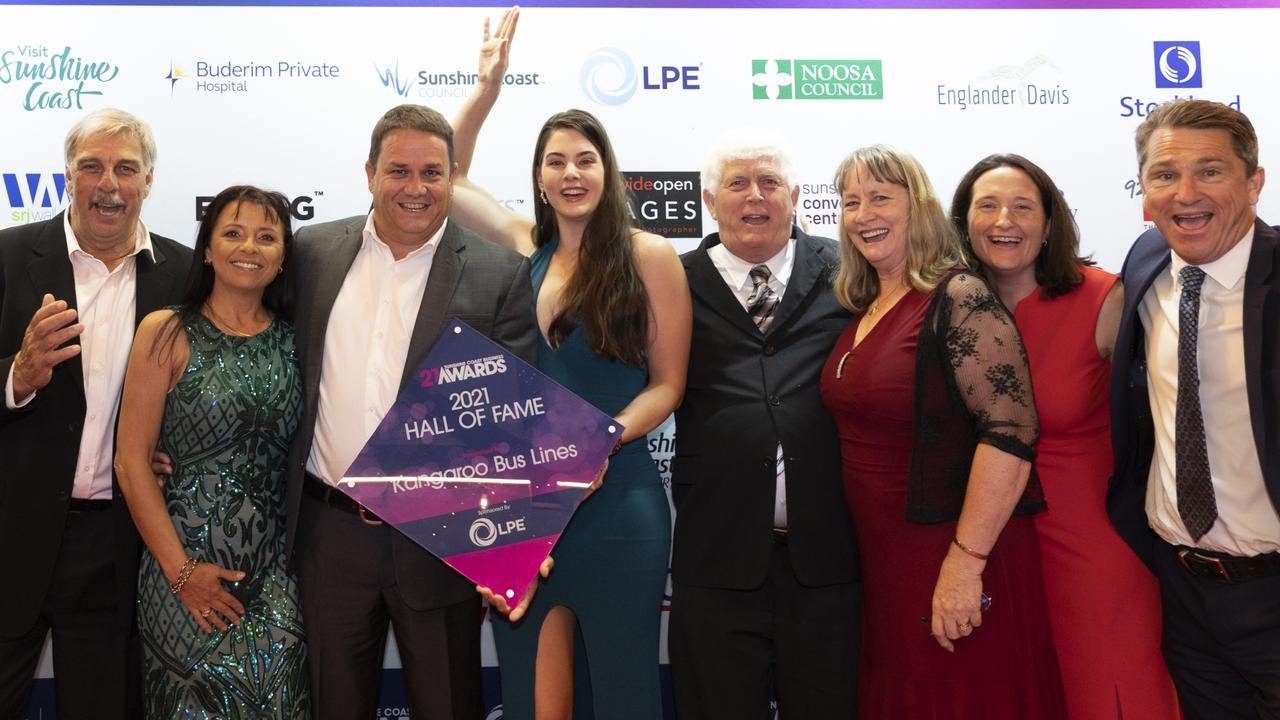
[752,59,883,100]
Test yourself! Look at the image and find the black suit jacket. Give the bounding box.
[0,211,190,636]
[1108,218,1280,570]
[284,216,536,611]
[671,229,858,590]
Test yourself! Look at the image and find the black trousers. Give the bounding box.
[296,492,483,720]
[669,539,860,720]
[0,508,139,720]
[1155,541,1280,720]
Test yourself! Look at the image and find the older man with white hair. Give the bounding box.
[0,108,190,718]
[668,132,860,719]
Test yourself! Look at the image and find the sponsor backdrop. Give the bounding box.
[3,0,1278,717]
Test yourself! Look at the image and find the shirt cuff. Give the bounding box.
[5,364,34,410]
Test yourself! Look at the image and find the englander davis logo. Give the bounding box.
[1119,41,1237,117]
[3,172,68,223]
[173,59,340,95]
[623,171,702,240]
[752,59,882,100]
[0,45,119,111]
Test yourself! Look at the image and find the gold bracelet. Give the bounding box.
[169,556,197,595]
[952,537,989,561]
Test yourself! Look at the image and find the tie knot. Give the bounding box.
[1180,265,1206,293]
[750,265,772,284]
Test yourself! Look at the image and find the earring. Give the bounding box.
[277,267,283,275]
[540,189,548,204]
[204,258,211,265]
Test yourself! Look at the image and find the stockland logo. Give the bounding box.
[0,44,119,111]
[752,59,882,100]
[1154,42,1201,88]
[4,172,67,223]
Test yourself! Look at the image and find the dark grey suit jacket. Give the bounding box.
[283,216,536,610]
[1108,218,1280,570]
[0,211,190,636]
[672,228,858,591]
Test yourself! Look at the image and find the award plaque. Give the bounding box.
[339,320,622,607]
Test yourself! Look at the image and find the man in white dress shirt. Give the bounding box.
[283,104,536,720]
[1109,98,1280,719]
[0,108,191,718]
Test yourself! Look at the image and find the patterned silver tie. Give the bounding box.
[747,265,780,332]
[1175,265,1217,540]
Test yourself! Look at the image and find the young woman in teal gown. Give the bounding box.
[451,10,692,719]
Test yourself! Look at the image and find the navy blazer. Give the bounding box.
[0,211,190,636]
[1107,218,1280,570]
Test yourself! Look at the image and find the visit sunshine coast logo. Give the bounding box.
[0,44,119,111]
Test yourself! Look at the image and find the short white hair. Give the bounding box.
[701,129,798,198]
[64,107,157,171]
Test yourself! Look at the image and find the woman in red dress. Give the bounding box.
[820,145,1066,719]
[951,154,1179,719]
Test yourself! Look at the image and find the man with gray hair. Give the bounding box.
[669,132,860,718]
[0,108,191,717]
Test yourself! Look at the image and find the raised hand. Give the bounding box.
[478,6,519,85]
[12,294,83,401]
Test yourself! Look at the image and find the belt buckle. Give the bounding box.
[1178,549,1232,582]
[357,506,383,526]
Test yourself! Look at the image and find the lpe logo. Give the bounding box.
[580,48,700,106]
[753,59,883,100]
[1154,41,1201,88]
[4,172,67,222]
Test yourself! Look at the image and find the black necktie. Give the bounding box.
[746,265,780,332]
[1175,265,1217,540]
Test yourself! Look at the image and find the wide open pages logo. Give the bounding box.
[1154,42,1201,88]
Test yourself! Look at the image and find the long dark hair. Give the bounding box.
[155,185,295,357]
[950,154,1090,299]
[530,109,648,366]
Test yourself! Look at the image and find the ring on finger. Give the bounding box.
[201,609,212,618]
[959,621,972,633]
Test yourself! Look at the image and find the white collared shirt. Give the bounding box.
[1140,225,1280,555]
[306,214,447,485]
[4,212,153,500]
[708,237,795,529]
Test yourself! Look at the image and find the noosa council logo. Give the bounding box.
[1154,41,1201,88]
[469,518,498,547]
[580,48,637,106]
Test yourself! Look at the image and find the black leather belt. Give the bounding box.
[1176,546,1280,583]
[771,528,789,545]
[305,474,383,525]
[68,498,112,512]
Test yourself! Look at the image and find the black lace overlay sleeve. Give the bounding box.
[939,272,1039,458]
[906,270,1045,524]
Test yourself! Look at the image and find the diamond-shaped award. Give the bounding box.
[338,320,621,607]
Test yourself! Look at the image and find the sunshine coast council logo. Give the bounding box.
[752,59,882,100]
[1153,41,1201,88]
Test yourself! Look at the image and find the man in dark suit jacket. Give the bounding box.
[1109,98,1280,719]
[282,104,535,720]
[669,133,859,719]
[0,109,190,718]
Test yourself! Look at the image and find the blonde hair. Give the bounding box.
[64,108,157,171]
[830,145,966,312]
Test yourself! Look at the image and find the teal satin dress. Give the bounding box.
[491,238,672,719]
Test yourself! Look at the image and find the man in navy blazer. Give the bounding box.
[1109,98,1280,718]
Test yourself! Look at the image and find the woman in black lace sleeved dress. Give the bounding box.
[818,146,1066,718]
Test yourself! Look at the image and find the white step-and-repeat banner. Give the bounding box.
[5,0,1278,717]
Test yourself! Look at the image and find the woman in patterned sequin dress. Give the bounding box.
[116,186,307,719]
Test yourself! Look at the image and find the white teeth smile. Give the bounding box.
[860,229,888,241]
[742,215,768,224]
[1173,212,1212,226]
[400,203,428,212]
[231,261,262,270]
[562,188,587,197]
[989,236,1022,245]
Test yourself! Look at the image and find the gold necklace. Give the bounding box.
[868,279,908,316]
[203,303,258,338]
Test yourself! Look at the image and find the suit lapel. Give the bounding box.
[768,231,828,337]
[1243,219,1275,477]
[305,218,363,364]
[686,235,764,340]
[25,213,84,400]
[400,223,465,389]
[135,237,182,324]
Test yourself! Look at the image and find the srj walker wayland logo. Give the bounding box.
[3,171,67,224]
[752,59,882,100]
[0,45,119,111]
[1154,41,1201,88]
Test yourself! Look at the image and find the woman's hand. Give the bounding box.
[479,555,553,622]
[477,7,519,85]
[176,563,247,633]
[929,544,985,652]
